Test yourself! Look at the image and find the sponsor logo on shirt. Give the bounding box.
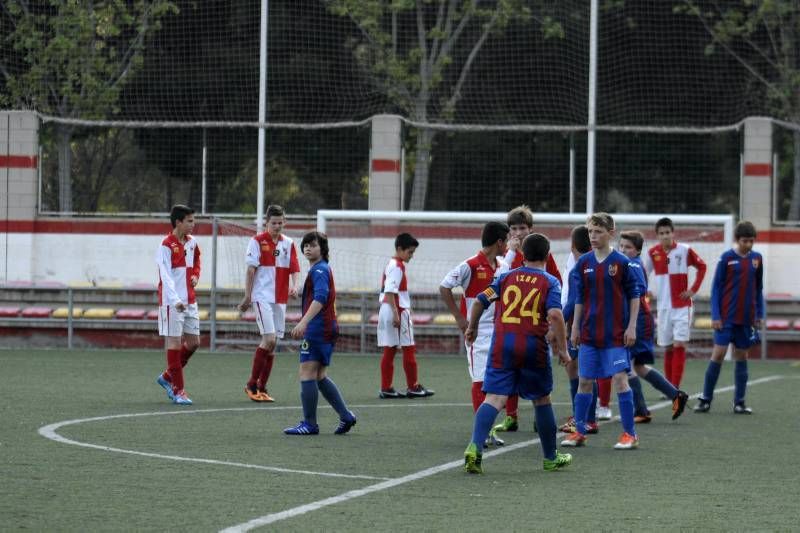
[477,271,487,279]
[583,268,594,274]
[728,260,739,266]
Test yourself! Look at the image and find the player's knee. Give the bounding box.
[261,335,277,351]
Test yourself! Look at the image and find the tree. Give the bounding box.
[676,0,800,219]
[0,0,177,212]
[325,0,563,210]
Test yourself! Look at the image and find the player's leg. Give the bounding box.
[377,304,401,397]
[468,336,489,412]
[312,344,357,433]
[247,302,277,401]
[596,376,612,420]
[158,305,192,405]
[284,355,322,435]
[732,326,755,414]
[400,310,434,397]
[670,307,692,388]
[695,328,730,412]
[465,369,509,473]
[658,310,675,384]
[562,346,597,446]
[256,303,286,399]
[606,348,638,449]
[558,355,580,432]
[628,368,650,423]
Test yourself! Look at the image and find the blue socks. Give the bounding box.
[588,381,598,423]
[300,379,319,425]
[471,403,499,448]
[703,360,722,401]
[317,377,351,420]
[734,360,748,404]
[569,378,579,407]
[628,376,648,416]
[643,368,678,399]
[534,404,557,461]
[617,389,636,436]
[573,392,593,434]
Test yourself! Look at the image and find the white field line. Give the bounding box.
[220,375,784,532]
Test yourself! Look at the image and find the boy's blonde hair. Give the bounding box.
[587,212,615,231]
[507,205,534,227]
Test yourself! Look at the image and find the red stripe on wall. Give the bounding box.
[743,163,772,177]
[0,155,38,169]
[371,159,401,172]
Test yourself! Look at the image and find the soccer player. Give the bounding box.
[238,205,301,402]
[377,233,434,398]
[644,217,707,389]
[561,212,644,450]
[463,233,572,474]
[694,221,763,415]
[440,222,509,447]
[284,231,356,435]
[155,204,201,406]
[618,231,689,422]
[494,205,563,434]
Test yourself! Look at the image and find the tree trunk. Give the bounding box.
[789,130,800,221]
[409,127,435,211]
[57,126,73,212]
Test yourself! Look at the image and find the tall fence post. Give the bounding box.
[210,216,218,352]
[67,288,73,350]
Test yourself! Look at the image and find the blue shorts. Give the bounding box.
[578,345,630,379]
[713,325,759,350]
[299,339,334,366]
[482,362,553,401]
[630,339,655,365]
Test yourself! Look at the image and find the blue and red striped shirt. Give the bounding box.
[477,266,562,370]
[302,260,338,343]
[573,250,644,348]
[632,257,655,343]
[711,249,764,326]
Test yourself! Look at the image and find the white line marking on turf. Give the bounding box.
[220,375,784,532]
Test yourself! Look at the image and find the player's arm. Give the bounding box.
[569,263,584,347]
[624,297,639,347]
[191,244,201,287]
[642,250,655,300]
[623,261,644,346]
[682,247,707,300]
[156,245,183,311]
[466,283,499,345]
[382,264,403,326]
[439,263,470,332]
[546,254,563,284]
[710,257,726,330]
[439,286,467,333]
[547,308,570,366]
[755,255,765,328]
[291,269,328,339]
[570,303,583,348]
[288,243,301,298]
[238,265,257,312]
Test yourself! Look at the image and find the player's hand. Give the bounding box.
[190,275,199,287]
[392,313,401,328]
[556,349,571,367]
[291,321,307,339]
[456,315,468,333]
[507,236,520,251]
[175,302,186,313]
[289,286,299,298]
[712,319,722,330]
[623,326,636,347]
[238,298,251,312]
[545,329,556,344]
[570,326,580,348]
[646,291,655,301]
[679,290,694,300]
[464,326,477,346]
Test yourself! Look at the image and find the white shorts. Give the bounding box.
[467,334,491,382]
[158,303,200,337]
[253,301,286,338]
[377,305,415,347]
[656,306,693,346]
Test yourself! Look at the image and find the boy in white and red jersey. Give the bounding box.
[155,205,201,406]
[238,205,300,402]
[440,222,509,412]
[643,217,707,389]
[494,205,563,434]
[377,233,434,399]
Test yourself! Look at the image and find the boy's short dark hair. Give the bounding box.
[735,220,757,240]
[655,217,674,232]
[266,204,285,219]
[481,221,510,247]
[507,205,534,227]
[620,230,645,253]
[395,232,419,250]
[301,230,330,262]
[522,233,550,263]
[587,212,614,231]
[571,225,591,254]
[170,204,194,228]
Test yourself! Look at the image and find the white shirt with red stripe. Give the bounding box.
[245,233,300,304]
[644,242,707,311]
[157,233,200,306]
[379,257,411,310]
[440,252,508,337]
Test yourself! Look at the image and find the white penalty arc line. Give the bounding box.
[220,374,785,532]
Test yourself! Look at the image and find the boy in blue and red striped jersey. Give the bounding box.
[695,221,764,415]
[618,231,689,422]
[284,231,356,435]
[463,233,572,473]
[561,213,645,450]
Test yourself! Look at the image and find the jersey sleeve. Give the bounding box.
[311,267,330,305]
[687,246,707,294]
[382,262,402,294]
[503,249,518,267]
[623,259,644,300]
[476,274,503,308]
[289,242,300,274]
[156,244,181,306]
[546,254,563,283]
[192,242,201,279]
[545,277,562,311]
[563,267,580,323]
[710,254,727,321]
[755,254,765,320]
[440,261,471,289]
[245,238,260,268]
[642,248,654,275]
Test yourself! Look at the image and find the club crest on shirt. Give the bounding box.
[608,264,618,276]
[476,271,487,279]
[261,243,271,252]
[752,258,760,269]
[171,245,181,254]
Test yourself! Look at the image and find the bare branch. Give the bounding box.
[444,8,498,113]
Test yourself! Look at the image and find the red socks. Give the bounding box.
[257,350,275,390]
[664,347,674,384]
[471,382,485,412]
[248,347,269,389]
[597,377,612,407]
[401,346,418,388]
[506,394,519,418]
[180,343,196,367]
[671,346,686,388]
[380,347,396,390]
[166,348,184,392]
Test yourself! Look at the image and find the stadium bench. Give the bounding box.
[242,311,257,322]
[215,310,240,321]
[33,281,67,288]
[115,309,147,320]
[146,310,159,320]
[794,320,800,331]
[286,312,303,324]
[0,306,21,317]
[413,313,433,325]
[96,281,124,289]
[766,319,791,331]
[4,280,34,288]
[694,316,713,329]
[21,306,52,318]
[368,313,379,324]
[433,313,457,325]
[126,282,157,291]
[53,307,84,318]
[198,310,210,320]
[337,312,362,324]
[83,308,116,319]
[68,281,94,288]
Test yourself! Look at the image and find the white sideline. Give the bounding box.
[220,375,784,532]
